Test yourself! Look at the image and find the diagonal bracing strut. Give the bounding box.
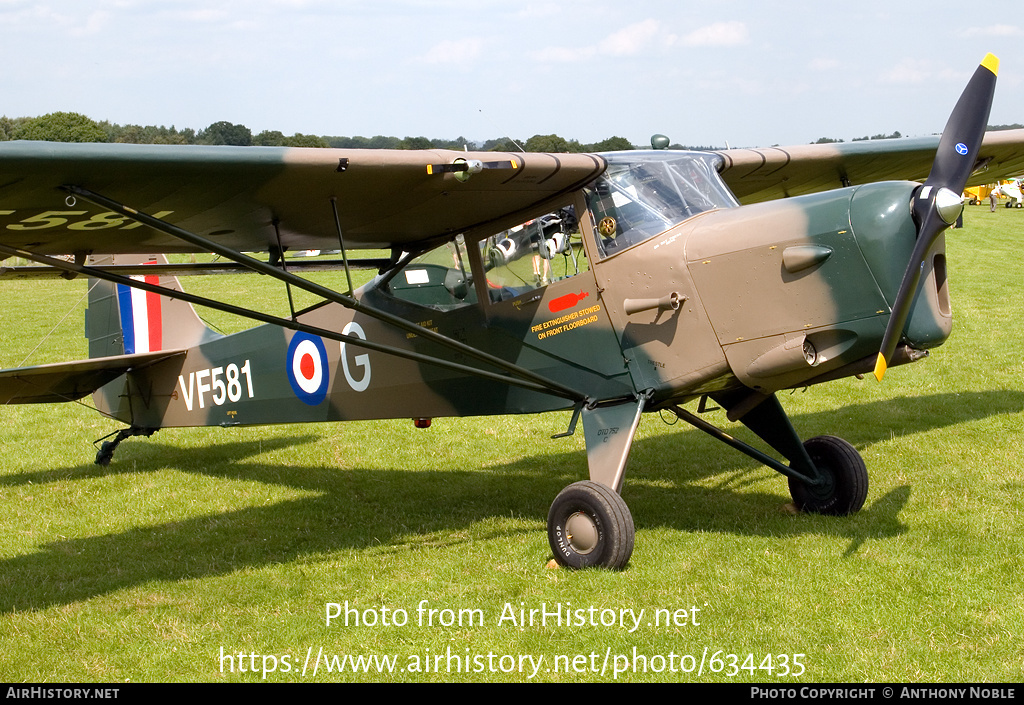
[8,184,593,404]
[0,240,582,402]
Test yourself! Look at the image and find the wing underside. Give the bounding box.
[0,143,606,256]
[715,129,1024,203]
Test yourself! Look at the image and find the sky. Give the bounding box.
[3,0,1023,149]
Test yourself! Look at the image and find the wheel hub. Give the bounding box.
[564,511,599,554]
[807,467,836,499]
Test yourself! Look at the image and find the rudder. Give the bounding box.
[86,254,219,358]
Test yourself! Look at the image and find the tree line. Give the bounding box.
[0,111,641,152]
[12,112,1017,151]
[813,131,904,144]
[812,125,1024,145]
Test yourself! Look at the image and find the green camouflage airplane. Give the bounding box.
[1,54,1022,569]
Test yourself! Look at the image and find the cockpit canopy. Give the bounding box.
[375,151,740,311]
[586,151,738,258]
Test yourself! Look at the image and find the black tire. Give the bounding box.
[547,481,634,569]
[787,435,868,515]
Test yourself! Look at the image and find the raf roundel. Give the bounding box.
[287,332,330,405]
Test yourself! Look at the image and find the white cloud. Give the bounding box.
[420,38,484,64]
[603,19,669,56]
[809,57,840,72]
[176,8,229,23]
[533,46,596,63]
[680,21,748,48]
[965,24,1022,37]
[880,58,934,84]
[532,19,676,64]
[511,3,563,20]
[69,10,112,36]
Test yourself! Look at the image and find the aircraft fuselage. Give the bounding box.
[91,153,950,433]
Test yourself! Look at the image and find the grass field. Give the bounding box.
[1,207,1021,683]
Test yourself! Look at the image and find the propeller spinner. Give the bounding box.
[874,53,999,381]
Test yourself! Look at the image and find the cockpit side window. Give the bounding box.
[382,236,476,311]
[479,204,589,304]
[378,196,590,311]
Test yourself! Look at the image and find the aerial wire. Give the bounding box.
[478,109,525,152]
[16,282,90,368]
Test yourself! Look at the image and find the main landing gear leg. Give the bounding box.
[547,396,646,570]
[678,391,868,515]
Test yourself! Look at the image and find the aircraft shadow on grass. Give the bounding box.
[2,389,1020,613]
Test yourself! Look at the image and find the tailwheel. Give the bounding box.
[788,435,868,515]
[547,481,634,570]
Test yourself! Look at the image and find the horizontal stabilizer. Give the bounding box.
[0,350,183,404]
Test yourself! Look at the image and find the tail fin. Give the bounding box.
[86,254,218,358]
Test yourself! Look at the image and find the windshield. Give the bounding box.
[586,151,737,258]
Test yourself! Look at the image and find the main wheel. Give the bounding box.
[547,481,634,569]
[787,435,868,515]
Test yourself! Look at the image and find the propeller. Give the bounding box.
[874,53,999,381]
[426,157,519,182]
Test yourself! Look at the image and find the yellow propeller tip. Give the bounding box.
[982,53,999,76]
[873,354,887,382]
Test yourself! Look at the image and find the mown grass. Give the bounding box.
[0,208,1022,682]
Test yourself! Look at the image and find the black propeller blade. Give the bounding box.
[874,53,999,381]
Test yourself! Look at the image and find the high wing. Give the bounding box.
[6,129,1023,257]
[715,128,1024,204]
[0,142,605,256]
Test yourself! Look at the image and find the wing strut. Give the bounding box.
[14,187,592,405]
[0,259,392,280]
[0,242,584,403]
[329,197,356,296]
[669,396,822,486]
